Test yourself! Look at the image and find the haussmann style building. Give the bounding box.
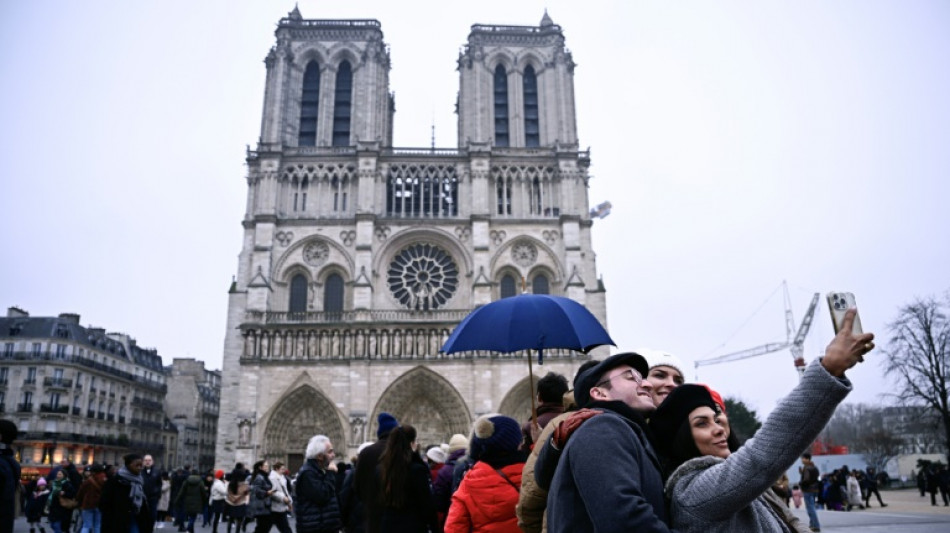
[216,8,609,471]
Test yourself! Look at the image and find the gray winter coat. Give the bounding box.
[664,360,850,532]
[544,401,671,533]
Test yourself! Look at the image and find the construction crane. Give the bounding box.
[695,282,820,380]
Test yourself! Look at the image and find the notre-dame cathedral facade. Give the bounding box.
[215,8,608,472]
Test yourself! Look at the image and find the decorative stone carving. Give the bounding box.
[350,415,367,443]
[454,226,471,242]
[375,225,391,242]
[387,243,459,311]
[340,231,356,246]
[490,230,507,246]
[512,241,538,267]
[238,419,254,447]
[303,240,329,266]
[276,231,294,247]
[542,230,559,245]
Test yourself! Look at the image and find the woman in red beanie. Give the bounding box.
[210,470,227,533]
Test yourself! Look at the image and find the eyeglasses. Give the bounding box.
[595,368,643,388]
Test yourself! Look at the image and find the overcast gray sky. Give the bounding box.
[2,1,948,418]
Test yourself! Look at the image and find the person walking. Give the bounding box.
[99,453,153,533]
[224,466,250,533]
[46,470,77,533]
[25,478,49,533]
[445,415,526,533]
[295,435,342,533]
[156,473,171,527]
[846,471,865,511]
[354,413,398,533]
[863,467,887,508]
[799,454,822,532]
[376,425,438,533]
[267,462,293,533]
[141,456,163,531]
[209,471,228,533]
[75,465,106,533]
[247,461,276,533]
[173,471,207,533]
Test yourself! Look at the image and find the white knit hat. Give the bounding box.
[426,447,446,464]
[636,348,686,381]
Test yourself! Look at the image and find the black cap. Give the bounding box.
[0,420,17,445]
[573,352,650,408]
[649,384,720,452]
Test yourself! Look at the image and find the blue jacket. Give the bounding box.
[295,459,341,533]
[542,401,671,533]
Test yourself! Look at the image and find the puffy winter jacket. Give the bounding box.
[295,459,342,533]
[445,461,523,533]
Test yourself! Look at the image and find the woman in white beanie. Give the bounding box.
[637,348,686,406]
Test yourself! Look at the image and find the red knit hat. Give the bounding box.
[215,469,224,479]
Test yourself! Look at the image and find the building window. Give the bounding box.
[49,392,61,409]
[496,178,511,215]
[3,343,13,358]
[324,273,344,314]
[332,61,352,146]
[26,367,36,384]
[386,244,459,310]
[523,65,540,147]
[494,65,509,147]
[0,368,7,383]
[298,61,320,146]
[289,274,308,314]
[53,368,63,380]
[292,177,309,213]
[500,274,517,299]
[55,344,66,359]
[386,164,458,218]
[32,343,41,356]
[532,274,550,295]
[331,176,348,213]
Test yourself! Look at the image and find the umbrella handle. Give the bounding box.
[528,349,538,433]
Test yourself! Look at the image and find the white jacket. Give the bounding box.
[269,470,293,513]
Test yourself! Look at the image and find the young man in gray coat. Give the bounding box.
[538,352,673,533]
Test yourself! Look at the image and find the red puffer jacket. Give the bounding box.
[444,461,523,533]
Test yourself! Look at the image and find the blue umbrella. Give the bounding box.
[441,294,614,428]
[441,294,614,362]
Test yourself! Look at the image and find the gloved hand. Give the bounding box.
[552,408,602,449]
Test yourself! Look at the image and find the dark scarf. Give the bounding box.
[117,467,145,511]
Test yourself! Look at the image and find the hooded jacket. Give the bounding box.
[174,474,207,515]
[295,458,342,533]
[445,461,523,533]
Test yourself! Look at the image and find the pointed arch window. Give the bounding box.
[324,273,344,314]
[496,177,511,215]
[332,61,352,146]
[494,65,509,147]
[523,65,540,147]
[289,274,308,314]
[500,274,517,299]
[299,61,320,146]
[532,274,549,295]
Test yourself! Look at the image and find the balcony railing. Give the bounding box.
[87,410,95,418]
[131,397,163,411]
[23,378,36,385]
[43,377,73,389]
[39,404,69,414]
[71,407,81,416]
[244,309,470,325]
[16,403,33,412]
[0,352,168,394]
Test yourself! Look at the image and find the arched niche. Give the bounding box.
[498,374,539,424]
[370,366,471,447]
[261,384,347,464]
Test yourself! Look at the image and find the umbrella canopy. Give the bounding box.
[441,294,614,360]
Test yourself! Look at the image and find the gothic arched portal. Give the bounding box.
[498,374,539,425]
[371,367,471,447]
[262,385,346,467]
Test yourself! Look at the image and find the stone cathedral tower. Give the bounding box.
[215,8,608,471]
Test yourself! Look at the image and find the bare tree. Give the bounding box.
[857,429,904,472]
[881,294,950,462]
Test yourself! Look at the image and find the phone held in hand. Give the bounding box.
[826,291,863,335]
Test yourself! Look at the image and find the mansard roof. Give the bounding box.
[0,313,164,370]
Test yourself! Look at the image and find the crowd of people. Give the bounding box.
[0,308,880,533]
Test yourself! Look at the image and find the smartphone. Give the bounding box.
[826,292,863,335]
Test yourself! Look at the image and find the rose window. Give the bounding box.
[387,243,459,310]
[303,240,329,266]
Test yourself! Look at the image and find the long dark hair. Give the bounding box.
[379,425,416,509]
[228,464,246,495]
